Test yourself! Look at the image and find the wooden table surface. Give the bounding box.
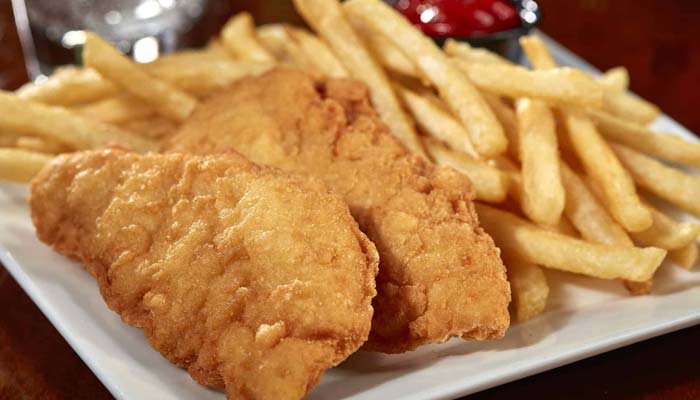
[2,1,700,399]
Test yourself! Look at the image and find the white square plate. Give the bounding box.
[2,32,699,400]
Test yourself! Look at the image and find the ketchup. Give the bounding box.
[395,0,521,37]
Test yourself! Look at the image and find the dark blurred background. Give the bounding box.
[1,0,699,132]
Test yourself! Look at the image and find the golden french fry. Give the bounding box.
[220,12,276,63]
[490,155,523,204]
[668,241,699,269]
[560,162,634,246]
[145,59,274,97]
[588,109,700,167]
[286,26,349,78]
[257,24,313,68]
[396,85,477,158]
[15,136,70,154]
[476,203,666,281]
[147,50,233,67]
[505,258,549,322]
[15,66,118,106]
[343,0,506,157]
[204,38,232,58]
[519,35,556,69]
[444,38,510,65]
[424,139,509,203]
[0,91,157,152]
[553,216,579,237]
[611,143,700,216]
[516,98,564,226]
[0,148,52,182]
[349,16,421,79]
[603,90,660,125]
[118,117,178,140]
[482,93,519,159]
[293,0,425,155]
[257,24,291,59]
[74,95,154,124]
[453,60,604,108]
[624,280,653,296]
[561,108,652,232]
[600,67,629,91]
[560,161,650,294]
[83,32,197,123]
[0,132,21,147]
[521,39,650,232]
[630,203,700,250]
[520,37,657,124]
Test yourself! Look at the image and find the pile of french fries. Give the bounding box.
[1,0,699,323]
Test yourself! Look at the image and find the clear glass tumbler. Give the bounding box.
[12,0,207,79]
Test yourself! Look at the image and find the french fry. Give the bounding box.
[588,109,700,167]
[83,32,197,123]
[15,66,118,106]
[490,155,524,204]
[0,91,157,152]
[204,38,232,58]
[286,26,349,78]
[520,36,657,124]
[0,148,52,182]
[257,24,291,59]
[118,117,178,140]
[476,203,666,282]
[482,92,519,159]
[343,0,506,157]
[505,258,549,322]
[443,38,510,65]
[424,139,509,203]
[293,0,425,155]
[600,67,629,91]
[453,60,604,108]
[74,95,154,124]
[630,203,700,250]
[519,36,557,69]
[349,16,421,79]
[560,162,634,246]
[16,136,70,154]
[611,143,700,216]
[520,38,650,232]
[396,85,478,158]
[147,50,233,67]
[624,280,654,296]
[220,12,276,63]
[551,216,579,237]
[144,59,274,97]
[560,163,651,295]
[0,132,20,147]
[561,108,652,232]
[603,90,660,125]
[257,24,313,69]
[669,241,699,269]
[516,98,564,226]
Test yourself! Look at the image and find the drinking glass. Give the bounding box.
[12,0,207,80]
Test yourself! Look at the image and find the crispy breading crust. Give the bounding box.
[29,149,378,399]
[169,68,511,353]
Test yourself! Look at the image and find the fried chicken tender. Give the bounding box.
[169,68,511,353]
[29,149,378,400]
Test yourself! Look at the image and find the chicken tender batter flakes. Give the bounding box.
[29,149,378,400]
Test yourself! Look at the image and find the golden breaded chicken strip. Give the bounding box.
[29,149,378,400]
[169,68,510,353]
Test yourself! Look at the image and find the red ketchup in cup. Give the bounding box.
[395,0,521,38]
